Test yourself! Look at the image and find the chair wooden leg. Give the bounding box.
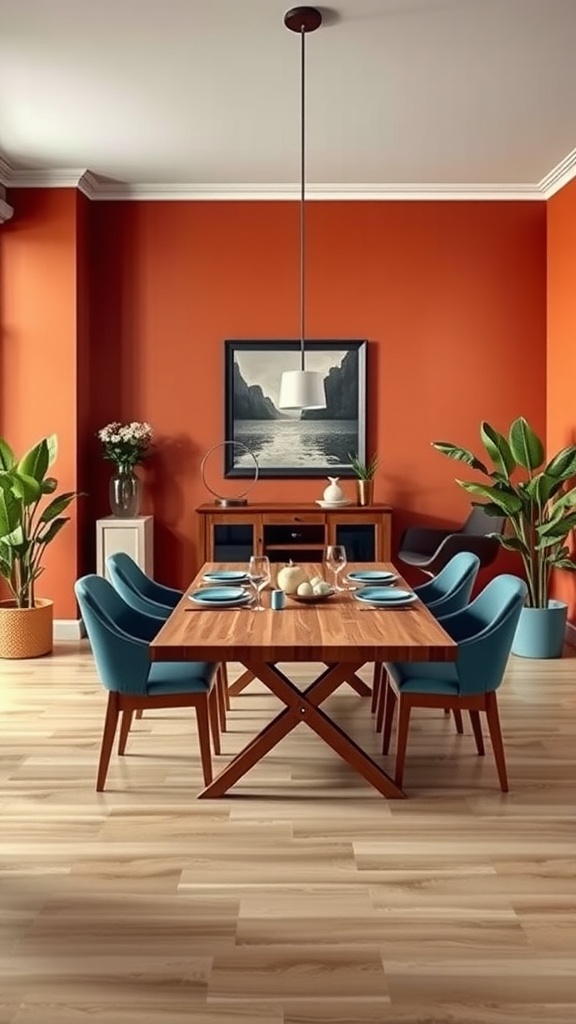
[96,692,120,792]
[135,709,144,719]
[208,686,221,756]
[485,691,508,793]
[195,698,213,786]
[382,684,397,755]
[371,663,382,713]
[216,666,227,732]
[469,710,485,756]
[220,663,231,710]
[118,710,133,755]
[394,695,412,790]
[375,670,389,733]
[452,709,464,734]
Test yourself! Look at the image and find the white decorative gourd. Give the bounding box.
[323,476,345,503]
[276,561,308,594]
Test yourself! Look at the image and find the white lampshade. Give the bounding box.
[278,370,327,410]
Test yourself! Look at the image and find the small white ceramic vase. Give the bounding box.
[323,477,345,503]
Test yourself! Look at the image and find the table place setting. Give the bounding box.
[353,586,417,608]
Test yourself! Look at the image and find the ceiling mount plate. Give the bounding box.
[284,6,322,33]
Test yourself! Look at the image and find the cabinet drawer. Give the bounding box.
[264,513,322,525]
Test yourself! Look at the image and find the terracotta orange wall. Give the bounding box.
[88,200,546,588]
[0,189,81,618]
[1,194,547,606]
[547,177,576,623]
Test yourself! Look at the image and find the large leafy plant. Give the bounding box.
[0,435,78,608]
[432,417,576,608]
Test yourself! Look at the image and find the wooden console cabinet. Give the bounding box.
[196,503,392,564]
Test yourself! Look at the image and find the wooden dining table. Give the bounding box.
[149,562,457,799]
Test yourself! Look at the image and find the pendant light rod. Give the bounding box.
[284,7,322,372]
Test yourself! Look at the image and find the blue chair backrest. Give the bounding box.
[416,552,480,618]
[106,552,178,617]
[442,575,527,695]
[75,575,153,694]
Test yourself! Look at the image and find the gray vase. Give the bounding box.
[511,600,567,659]
[109,468,141,518]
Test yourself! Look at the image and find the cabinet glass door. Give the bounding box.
[213,524,255,562]
[335,523,376,562]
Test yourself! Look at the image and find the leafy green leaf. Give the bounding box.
[36,517,69,545]
[432,442,488,475]
[549,557,576,570]
[39,492,76,524]
[10,471,42,505]
[0,487,22,538]
[545,446,576,480]
[508,417,544,470]
[0,439,15,472]
[46,435,58,468]
[480,422,516,478]
[497,535,529,554]
[17,438,50,484]
[41,477,58,494]
[457,481,524,516]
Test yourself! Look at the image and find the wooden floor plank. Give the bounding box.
[1,641,575,1021]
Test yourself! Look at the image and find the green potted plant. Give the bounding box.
[348,452,379,506]
[432,417,576,657]
[0,434,79,658]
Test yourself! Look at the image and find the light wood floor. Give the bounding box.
[1,642,576,1023]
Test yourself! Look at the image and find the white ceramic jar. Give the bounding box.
[322,477,345,503]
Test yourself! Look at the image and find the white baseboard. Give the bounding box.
[565,621,576,649]
[54,619,85,641]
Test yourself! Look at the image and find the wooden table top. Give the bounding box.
[150,563,457,665]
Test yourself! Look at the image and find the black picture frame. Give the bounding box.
[224,340,367,478]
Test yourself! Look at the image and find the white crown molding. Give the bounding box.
[2,148,576,200]
[81,179,544,201]
[539,147,576,199]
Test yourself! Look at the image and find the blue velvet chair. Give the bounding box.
[381,574,527,792]
[372,552,481,729]
[75,574,220,792]
[106,552,230,728]
[106,552,182,616]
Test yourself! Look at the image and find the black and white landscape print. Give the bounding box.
[224,340,367,477]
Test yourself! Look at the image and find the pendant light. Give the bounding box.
[278,6,327,411]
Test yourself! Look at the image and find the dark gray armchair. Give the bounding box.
[398,506,506,577]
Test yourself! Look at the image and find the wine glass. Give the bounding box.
[248,555,271,611]
[324,544,347,591]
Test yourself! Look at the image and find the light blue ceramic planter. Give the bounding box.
[511,600,568,658]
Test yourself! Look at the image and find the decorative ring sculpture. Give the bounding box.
[200,441,259,507]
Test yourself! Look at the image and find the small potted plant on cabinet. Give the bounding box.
[0,434,79,658]
[432,417,576,658]
[348,452,379,506]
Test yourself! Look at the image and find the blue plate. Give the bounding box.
[202,570,249,584]
[190,586,249,605]
[346,570,397,584]
[354,587,416,607]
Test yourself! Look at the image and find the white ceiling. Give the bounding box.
[1,0,576,198]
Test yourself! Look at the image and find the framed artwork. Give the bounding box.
[224,340,367,478]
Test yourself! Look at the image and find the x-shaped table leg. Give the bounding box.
[227,665,370,697]
[198,660,404,799]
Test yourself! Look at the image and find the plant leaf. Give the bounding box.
[17,438,50,483]
[39,492,76,524]
[480,422,516,478]
[497,535,529,554]
[45,434,58,468]
[36,517,69,545]
[544,446,576,480]
[457,481,524,516]
[549,557,576,570]
[0,439,15,472]
[10,471,42,505]
[431,442,488,475]
[41,477,58,495]
[508,417,544,470]
[0,486,22,538]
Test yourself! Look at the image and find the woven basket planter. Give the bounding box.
[0,599,54,658]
